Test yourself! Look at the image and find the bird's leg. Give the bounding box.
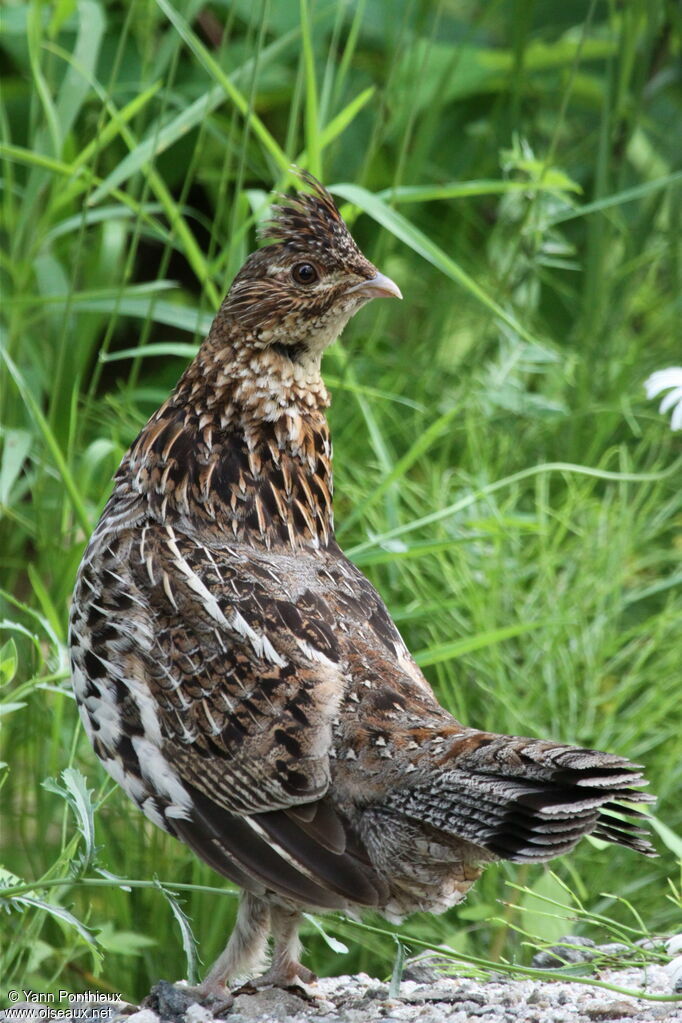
[198,891,271,997]
[251,905,316,990]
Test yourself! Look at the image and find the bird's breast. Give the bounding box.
[126,407,335,549]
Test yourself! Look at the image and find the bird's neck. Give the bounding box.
[122,334,335,548]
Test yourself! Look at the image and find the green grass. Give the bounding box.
[1,0,681,1006]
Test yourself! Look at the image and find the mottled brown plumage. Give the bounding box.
[69,174,654,996]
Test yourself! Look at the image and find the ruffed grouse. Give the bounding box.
[69,173,654,995]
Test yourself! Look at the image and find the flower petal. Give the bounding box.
[644,367,682,399]
[670,401,682,431]
[659,386,682,415]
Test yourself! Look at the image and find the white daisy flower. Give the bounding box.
[644,367,682,431]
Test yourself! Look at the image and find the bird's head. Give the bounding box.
[223,172,402,364]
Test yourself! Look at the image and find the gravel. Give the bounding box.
[3,939,681,1023]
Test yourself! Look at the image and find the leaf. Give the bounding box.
[391,37,619,115]
[154,880,199,986]
[99,342,199,363]
[414,621,546,667]
[16,894,98,950]
[25,938,55,975]
[457,902,498,922]
[45,203,166,244]
[89,16,302,204]
[94,867,131,893]
[299,0,320,178]
[75,299,211,336]
[0,638,19,687]
[515,871,575,944]
[548,171,682,225]
[52,81,165,208]
[54,0,105,147]
[0,702,27,717]
[317,87,375,152]
[303,913,349,954]
[347,458,682,559]
[42,769,96,868]
[648,817,682,860]
[0,428,32,506]
[338,404,461,535]
[389,937,407,998]
[88,87,228,206]
[353,538,468,568]
[95,922,157,956]
[153,0,291,172]
[0,867,23,891]
[331,182,538,345]
[0,349,91,532]
[28,564,63,643]
[377,180,581,204]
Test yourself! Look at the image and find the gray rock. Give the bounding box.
[401,953,455,984]
[665,955,682,993]
[184,1005,214,1023]
[400,982,483,1005]
[124,1012,160,1023]
[584,1001,638,1020]
[143,982,199,1023]
[532,936,597,969]
[635,938,663,952]
[231,987,311,1020]
[593,944,633,962]
[141,981,233,1023]
[41,961,682,1023]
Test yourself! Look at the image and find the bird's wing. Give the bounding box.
[100,520,385,907]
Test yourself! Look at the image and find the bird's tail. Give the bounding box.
[383,731,655,863]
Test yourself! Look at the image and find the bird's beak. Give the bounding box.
[346,271,403,301]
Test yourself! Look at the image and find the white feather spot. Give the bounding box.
[142,796,170,829]
[165,804,192,821]
[295,637,335,666]
[131,736,192,811]
[101,756,147,803]
[164,526,286,667]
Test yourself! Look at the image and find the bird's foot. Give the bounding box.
[193,983,234,1016]
[234,960,318,1000]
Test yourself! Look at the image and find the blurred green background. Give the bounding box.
[1,0,681,1005]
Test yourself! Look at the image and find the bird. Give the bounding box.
[69,171,654,998]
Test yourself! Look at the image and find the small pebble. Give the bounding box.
[124,1012,160,1023]
[184,1005,213,1023]
[594,943,631,960]
[21,963,682,1023]
[231,986,310,1019]
[531,935,596,969]
[664,954,682,993]
[636,938,662,952]
[585,1001,637,1020]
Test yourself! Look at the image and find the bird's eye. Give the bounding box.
[292,262,318,285]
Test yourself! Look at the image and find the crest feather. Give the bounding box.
[259,170,357,255]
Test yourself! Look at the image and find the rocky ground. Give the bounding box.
[3,938,681,1023]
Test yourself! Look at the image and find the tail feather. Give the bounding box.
[384,732,656,864]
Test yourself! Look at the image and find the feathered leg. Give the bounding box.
[252,905,316,989]
[199,891,271,994]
